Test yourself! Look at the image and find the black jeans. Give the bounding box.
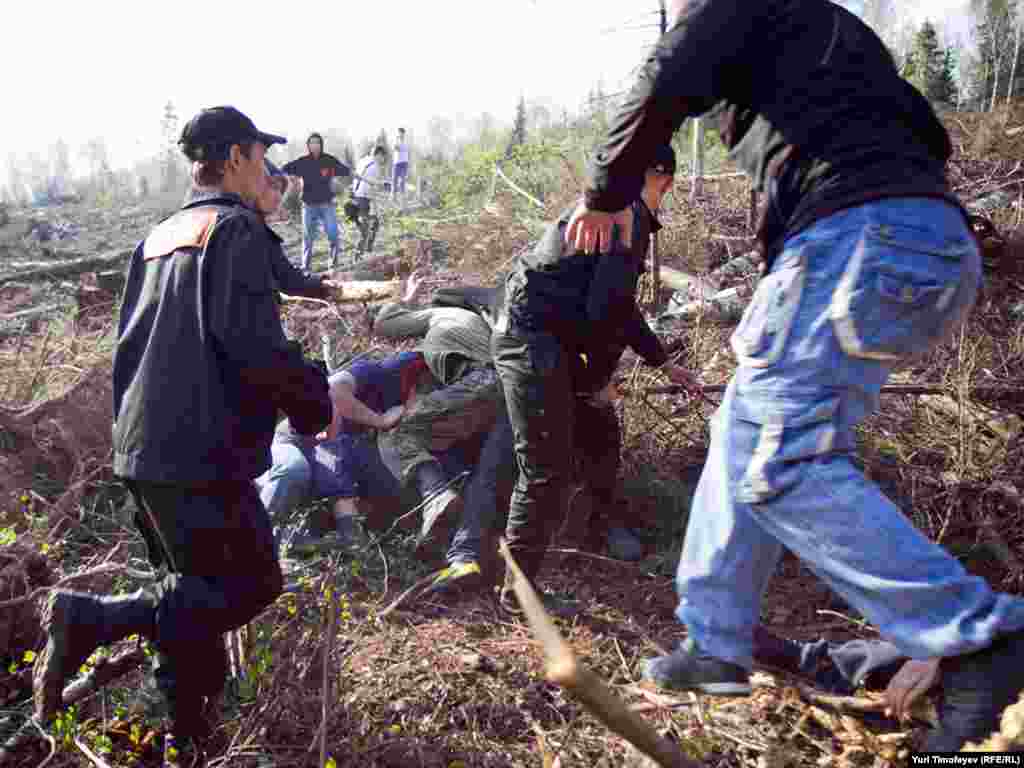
[127,479,283,722]
[573,399,622,519]
[491,327,574,579]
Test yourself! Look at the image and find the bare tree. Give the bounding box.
[1007,0,1023,103]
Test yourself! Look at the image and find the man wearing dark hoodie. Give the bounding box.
[32,107,333,766]
[282,132,351,270]
[567,0,1024,752]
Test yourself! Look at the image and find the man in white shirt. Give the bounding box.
[392,128,410,199]
[349,145,386,255]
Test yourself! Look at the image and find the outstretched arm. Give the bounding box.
[325,372,403,438]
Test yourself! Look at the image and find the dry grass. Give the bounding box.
[0,110,1022,766]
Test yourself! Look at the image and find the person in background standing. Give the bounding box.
[282,132,350,270]
[393,127,410,199]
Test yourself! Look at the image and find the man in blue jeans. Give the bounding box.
[282,133,350,269]
[567,0,1024,751]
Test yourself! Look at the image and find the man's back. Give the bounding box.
[114,192,329,484]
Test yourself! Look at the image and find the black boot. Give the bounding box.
[34,589,155,723]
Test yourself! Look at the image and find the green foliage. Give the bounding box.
[908,21,948,102]
[438,144,502,210]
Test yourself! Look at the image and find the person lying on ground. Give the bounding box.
[32,107,332,766]
[372,271,511,598]
[256,355,414,556]
[567,0,1021,752]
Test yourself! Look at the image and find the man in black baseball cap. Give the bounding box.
[33,105,331,766]
[179,105,287,155]
[488,144,700,616]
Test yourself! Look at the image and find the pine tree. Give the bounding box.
[909,21,944,101]
[936,47,959,106]
[511,95,527,149]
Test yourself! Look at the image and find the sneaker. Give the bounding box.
[922,629,1024,751]
[641,637,752,696]
[606,526,644,562]
[425,561,485,597]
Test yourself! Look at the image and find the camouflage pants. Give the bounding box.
[378,364,503,484]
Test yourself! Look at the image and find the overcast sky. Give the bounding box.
[2,0,976,177]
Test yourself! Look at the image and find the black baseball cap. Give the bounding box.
[649,145,676,176]
[179,106,286,153]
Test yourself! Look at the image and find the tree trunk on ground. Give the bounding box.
[0,249,132,289]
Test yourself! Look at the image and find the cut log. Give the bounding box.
[0,249,131,289]
[283,279,399,304]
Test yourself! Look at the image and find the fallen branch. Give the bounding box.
[0,303,63,324]
[0,249,132,289]
[61,646,147,707]
[497,538,697,768]
[74,735,115,768]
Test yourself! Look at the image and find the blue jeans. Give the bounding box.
[255,442,311,523]
[301,202,340,270]
[676,198,1024,668]
[447,407,515,565]
[393,162,409,196]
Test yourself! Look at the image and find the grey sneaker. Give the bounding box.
[642,638,752,696]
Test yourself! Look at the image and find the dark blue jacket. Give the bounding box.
[112,191,331,484]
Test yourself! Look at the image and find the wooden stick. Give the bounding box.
[497,538,697,768]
